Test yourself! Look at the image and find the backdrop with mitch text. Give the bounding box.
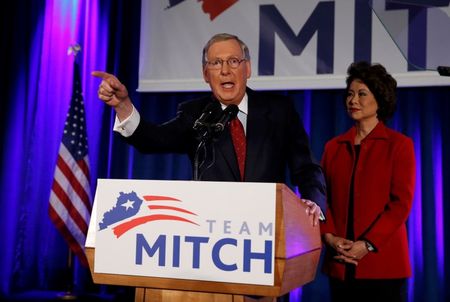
[139,0,450,91]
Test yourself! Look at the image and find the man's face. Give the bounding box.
[203,39,251,106]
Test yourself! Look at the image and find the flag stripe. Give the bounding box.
[147,205,197,215]
[49,190,87,247]
[48,205,89,266]
[59,142,90,181]
[57,145,91,209]
[53,161,91,220]
[77,157,90,180]
[143,195,181,201]
[51,179,89,234]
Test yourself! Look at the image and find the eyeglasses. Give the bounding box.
[205,57,246,70]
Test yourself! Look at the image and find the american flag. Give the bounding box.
[49,62,92,266]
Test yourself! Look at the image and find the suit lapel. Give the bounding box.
[245,90,271,181]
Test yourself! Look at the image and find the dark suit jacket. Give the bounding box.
[125,88,326,208]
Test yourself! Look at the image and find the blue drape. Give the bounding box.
[1,1,449,301]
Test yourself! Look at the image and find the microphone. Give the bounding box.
[213,104,239,132]
[193,102,221,130]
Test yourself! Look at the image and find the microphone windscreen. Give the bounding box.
[193,101,222,130]
[213,104,239,132]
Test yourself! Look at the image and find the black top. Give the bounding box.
[345,144,361,280]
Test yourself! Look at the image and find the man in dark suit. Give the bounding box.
[93,33,326,224]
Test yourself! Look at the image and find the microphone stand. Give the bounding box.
[193,104,237,180]
[193,124,215,181]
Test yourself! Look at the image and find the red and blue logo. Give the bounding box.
[98,191,199,238]
[166,0,239,21]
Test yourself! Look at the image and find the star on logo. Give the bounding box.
[121,199,135,210]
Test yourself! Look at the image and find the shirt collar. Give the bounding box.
[219,93,248,115]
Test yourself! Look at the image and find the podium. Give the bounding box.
[85,181,321,302]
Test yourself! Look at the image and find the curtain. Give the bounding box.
[0,1,449,301]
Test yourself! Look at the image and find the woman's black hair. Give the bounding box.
[346,61,397,122]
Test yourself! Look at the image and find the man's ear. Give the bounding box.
[246,61,251,79]
[203,67,210,83]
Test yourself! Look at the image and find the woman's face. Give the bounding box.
[346,79,379,123]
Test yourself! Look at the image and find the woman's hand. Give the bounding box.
[323,233,362,265]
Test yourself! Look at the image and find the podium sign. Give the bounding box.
[87,179,276,285]
[85,180,321,299]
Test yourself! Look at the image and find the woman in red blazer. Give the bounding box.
[321,62,416,302]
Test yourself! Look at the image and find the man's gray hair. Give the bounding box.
[202,33,251,66]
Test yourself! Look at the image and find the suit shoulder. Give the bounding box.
[325,135,341,146]
[248,88,291,101]
[324,135,344,151]
[248,89,295,110]
[326,127,354,146]
[384,126,413,145]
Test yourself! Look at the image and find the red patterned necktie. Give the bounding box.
[229,117,246,181]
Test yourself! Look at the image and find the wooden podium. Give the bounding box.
[85,182,321,302]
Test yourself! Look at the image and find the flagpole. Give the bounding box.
[54,43,83,301]
[56,249,77,300]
